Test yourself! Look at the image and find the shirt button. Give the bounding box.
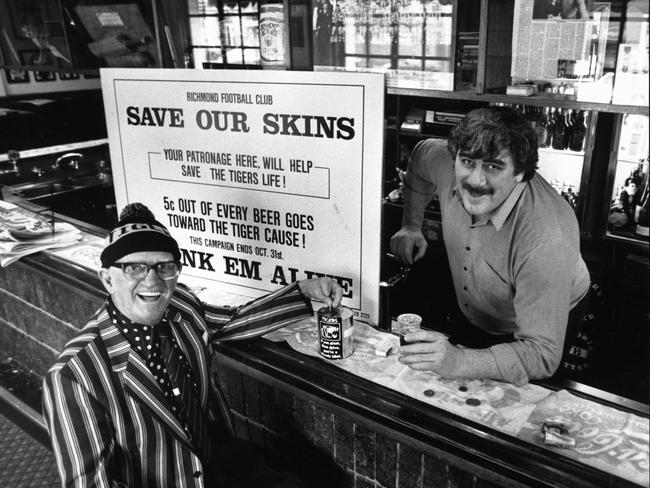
[194,471,202,478]
[465,246,470,251]
[464,303,469,308]
[463,267,468,271]
[463,286,467,291]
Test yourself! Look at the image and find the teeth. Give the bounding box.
[138,291,161,298]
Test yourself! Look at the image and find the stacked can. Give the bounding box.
[317,305,354,359]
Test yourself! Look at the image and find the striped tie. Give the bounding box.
[158,322,212,465]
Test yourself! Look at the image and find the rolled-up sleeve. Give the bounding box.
[403,138,451,198]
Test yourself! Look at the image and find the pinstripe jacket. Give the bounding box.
[43,282,312,488]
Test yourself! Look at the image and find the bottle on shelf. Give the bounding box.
[632,162,648,224]
[535,106,551,148]
[544,107,555,148]
[551,108,568,150]
[619,114,649,162]
[563,109,574,149]
[621,173,640,228]
[523,105,537,131]
[636,184,649,237]
[569,110,587,152]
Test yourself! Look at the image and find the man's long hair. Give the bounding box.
[447,106,539,181]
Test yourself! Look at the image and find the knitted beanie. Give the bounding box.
[100,202,180,267]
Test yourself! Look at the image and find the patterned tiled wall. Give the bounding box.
[0,261,103,376]
[212,356,510,488]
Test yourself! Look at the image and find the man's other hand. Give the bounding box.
[390,226,427,265]
[299,277,343,308]
[398,330,463,378]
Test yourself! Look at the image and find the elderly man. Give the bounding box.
[391,106,590,386]
[43,202,342,487]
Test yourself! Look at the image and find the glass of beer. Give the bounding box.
[395,313,422,345]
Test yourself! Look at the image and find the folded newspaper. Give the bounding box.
[0,202,82,267]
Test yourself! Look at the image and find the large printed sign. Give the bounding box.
[100,69,384,322]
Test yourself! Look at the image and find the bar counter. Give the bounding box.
[0,224,647,488]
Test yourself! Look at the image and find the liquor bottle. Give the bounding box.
[544,107,554,148]
[619,114,649,162]
[636,178,649,236]
[563,109,574,149]
[535,107,551,148]
[552,108,568,150]
[621,172,640,227]
[569,110,587,152]
[523,105,537,130]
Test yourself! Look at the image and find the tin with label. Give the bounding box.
[259,4,286,68]
[317,305,354,359]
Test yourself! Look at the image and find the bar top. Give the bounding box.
[3,204,646,488]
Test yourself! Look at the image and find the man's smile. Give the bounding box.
[137,290,163,302]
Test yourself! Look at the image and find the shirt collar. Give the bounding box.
[107,298,168,359]
[452,180,527,231]
[107,298,168,327]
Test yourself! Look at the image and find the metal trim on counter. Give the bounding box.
[540,378,650,417]
[0,139,109,163]
[21,251,106,302]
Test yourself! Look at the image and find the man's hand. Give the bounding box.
[390,226,427,265]
[397,330,464,378]
[298,277,343,308]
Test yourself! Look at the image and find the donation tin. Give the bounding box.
[317,305,354,359]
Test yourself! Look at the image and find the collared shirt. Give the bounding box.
[106,299,199,432]
[404,138,590,384]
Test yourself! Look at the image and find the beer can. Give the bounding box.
[317,305,354,360]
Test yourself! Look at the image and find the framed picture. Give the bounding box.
[532,0,594,20]
[58,71,80,80]
[7,0,62,39]
[4,68,30,84]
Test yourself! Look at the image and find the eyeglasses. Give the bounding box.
[111,261,181,281]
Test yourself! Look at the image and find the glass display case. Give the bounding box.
[605,113,649,245]
[0,0,163,73]
[0,140,116,233]
[312,0,467,90]
[63,1,161,69]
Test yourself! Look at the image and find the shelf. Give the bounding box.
[0,63,100,76]
[604,230,650,252]
[398,132,447,140]
[539,147,585,158]
[386,88,649,115]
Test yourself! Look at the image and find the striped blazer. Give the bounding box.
[42,282,312,488]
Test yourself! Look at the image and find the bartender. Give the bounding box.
[390,106,590,386]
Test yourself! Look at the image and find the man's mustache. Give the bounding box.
[462,183,493,196]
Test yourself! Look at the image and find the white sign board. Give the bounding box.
[101,68,384,323]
